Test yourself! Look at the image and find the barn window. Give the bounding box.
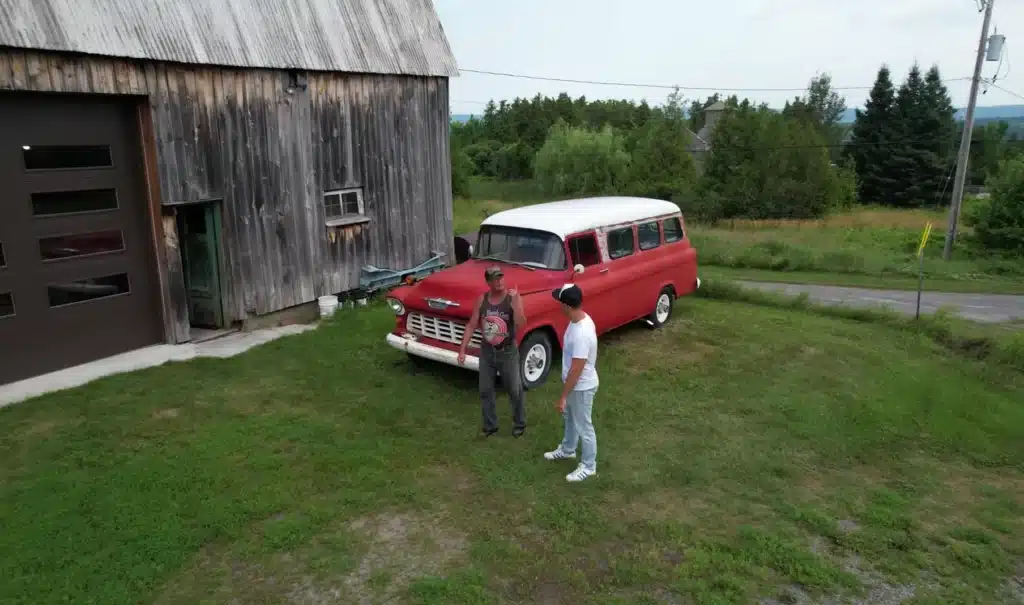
[323,188,368,227]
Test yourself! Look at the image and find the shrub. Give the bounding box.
[450,146,474,199]
[626,94,698,200]
[966,156,1024,253]
[463,140,501,177]
[490,141,535,180]
[534,121,631,197]
[698,105,857,222]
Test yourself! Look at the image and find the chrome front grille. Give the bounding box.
[407,313,482,347]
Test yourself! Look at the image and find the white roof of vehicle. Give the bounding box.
[480,197,681,238]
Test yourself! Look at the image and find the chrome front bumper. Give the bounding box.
[385,333,480,371]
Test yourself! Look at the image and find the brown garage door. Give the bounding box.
[0,93,163,385]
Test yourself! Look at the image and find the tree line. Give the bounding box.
[450,64,1024,250]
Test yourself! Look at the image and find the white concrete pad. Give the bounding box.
[0,324,316,409]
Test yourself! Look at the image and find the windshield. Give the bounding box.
[476,226,567,270]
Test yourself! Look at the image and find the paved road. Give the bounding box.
[739,281,1024,324]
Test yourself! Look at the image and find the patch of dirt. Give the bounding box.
[152,408,180,419]
[611,487,720,526]
[339,510,469,604]
[20,419,60,438]
[415,463,476,496]
[153,510,467,605]
[837,519,860,534]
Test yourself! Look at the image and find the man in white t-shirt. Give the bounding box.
[543,284,599,482]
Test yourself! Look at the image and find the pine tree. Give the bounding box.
[889,64,929,207]
[887,64,958,207]
[847,65,898,204]
[921,65,958,204]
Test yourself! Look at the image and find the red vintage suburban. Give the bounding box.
[384,196,700,388]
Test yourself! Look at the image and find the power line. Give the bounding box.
[459,67,972,93]
[987,81,1024,101]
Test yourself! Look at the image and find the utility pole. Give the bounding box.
[943,0,995,260]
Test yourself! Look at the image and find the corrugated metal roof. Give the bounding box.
[0,0,459,77]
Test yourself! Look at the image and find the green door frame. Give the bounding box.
[176,201,225,329]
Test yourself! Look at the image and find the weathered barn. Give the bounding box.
[0,0,459,385]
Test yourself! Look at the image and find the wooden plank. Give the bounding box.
[292,83,320,301]
[90,57,116,94]
[26,52,51,90]
[9,50,27,89]
[198,69,220,197]
[0,51,13,89]
[137,102,190,343]
[66,55,90,93]
[263,71,289,310]
[48,55,66,92]
[240,70,268,314]
[183,67,207,198]
[153,65,181,203]
[211,69,243,323]
[126,61,145,95]
[113,59,132,94]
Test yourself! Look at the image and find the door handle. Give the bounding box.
[599,268,609,274]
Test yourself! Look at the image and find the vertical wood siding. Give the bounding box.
[0,49,453,326]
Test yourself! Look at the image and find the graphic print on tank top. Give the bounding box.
[480,295,514,348]
[481,311,510,346]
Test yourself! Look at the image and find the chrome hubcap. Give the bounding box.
[523,343,547,382]
[655,294,671,323]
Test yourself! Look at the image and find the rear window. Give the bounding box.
[663,217,684,243]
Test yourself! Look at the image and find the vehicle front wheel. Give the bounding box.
[519,331,553,390]
[647,287,674,329]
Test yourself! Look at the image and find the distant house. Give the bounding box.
[0,0,459,385]
[687,101,727,167]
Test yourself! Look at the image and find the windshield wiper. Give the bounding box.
[477,255,537,271]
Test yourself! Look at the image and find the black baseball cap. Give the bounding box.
[484,266,504,281]
[551,284,583,308]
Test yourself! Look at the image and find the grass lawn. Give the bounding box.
[454,180,1024,294]
[2,298,1023,604]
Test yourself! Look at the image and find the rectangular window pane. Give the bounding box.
[0,292,13,318]
[48,273,130,308]
[638,222,661,251]
[39,230,125,262]
[569,235,601,267]
[607,227,635,260]
[24,145,113,170]
[342,192,361,215]
[31,189,118,216]
[0,242,5,268]
[664,217,683,243]
[323,193,341,219]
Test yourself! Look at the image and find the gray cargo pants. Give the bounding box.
[479,345,526,433]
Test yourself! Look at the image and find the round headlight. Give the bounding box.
[386,297,405,316]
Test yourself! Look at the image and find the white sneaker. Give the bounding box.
[543,448,576,461]
[566,464,596,482]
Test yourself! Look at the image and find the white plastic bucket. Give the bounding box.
[318,295,339,318]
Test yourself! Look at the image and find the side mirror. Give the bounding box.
[573,264,585,275]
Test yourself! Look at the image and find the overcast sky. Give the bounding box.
[434,0,1024,115]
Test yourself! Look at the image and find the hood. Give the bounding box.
[396,259,566,316]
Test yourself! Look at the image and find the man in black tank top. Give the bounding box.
[458,266,528,437]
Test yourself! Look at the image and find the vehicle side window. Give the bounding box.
[607,227,635,260]
[663,217,684,243]
[568,234,601,267]
[637,221,661,251]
